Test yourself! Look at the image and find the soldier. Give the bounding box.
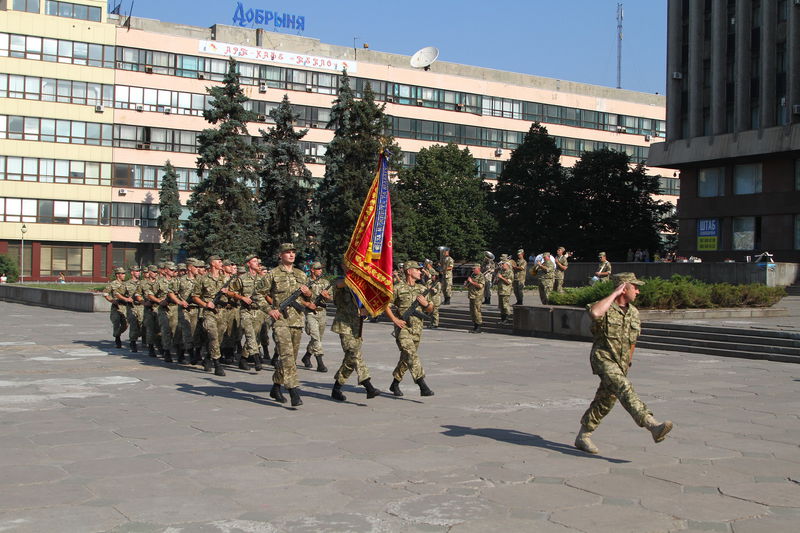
[592,252,612,284]
[440,248,454,305]
[301,261,332,372]
[191,255,233,376]
[227,254,265,372]
[120,265,144,353]
[220,260,241,364]
[534,251,555,305]
[102,267,129,348]
[495,257,513,324]
[465,264,485,333]
[553,247,570,293]
[174,260,201,364]
[480,251,496,305]
[262,243,314,407]
[141,265,162,357]
[512,249,527,305]
[422,259,441,329]
[256,263,274,365]
[385,261,435,397]
[149,262,181,362]
[330,277,381,401]
[575,273,673,455]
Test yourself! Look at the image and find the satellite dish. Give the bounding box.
[410,46,439,71]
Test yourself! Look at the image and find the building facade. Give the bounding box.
[1,0,673,281]
[649,0,800,262]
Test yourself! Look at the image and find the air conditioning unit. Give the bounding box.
[164,107,172,115]
[258,82,267,93]
[494,148,503,157]
[144,65,153,74]
[197,72,206,80]
[672,71,683,80]
[115,61,124,69]
[617,126,627,133]
[455,103,464,111]
[118,189,127,196]
[135,142,150,150]
[386,96,394,103]
[305,85,313,92]
[133,218,142,226]
[135,104,144,112]
[257,114,267,122]
[95,104,104,113]
[415,99,424,106]
[644,134,651,142]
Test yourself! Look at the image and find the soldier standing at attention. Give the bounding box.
[512,249,527,305]
[553,247,569,293]
[465,264,485,333]
[102,267,129,349]
[385,261,435,397]
[480,251,495,305]
[422,259,441,329]
[575,273,673,455]
[119,265,144,353]
[440,248,454,305]
[535,251,555,305]
[593,252,612,284]
[330,277,381,401]
[262,243,313,407]
[495,258,513,324]
[191,255,232,377]
[228,254,265,372]
[301,261,332,373]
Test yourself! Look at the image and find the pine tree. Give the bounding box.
[157,160,183,261]
[183,57,261,261]
[257,94,319,261]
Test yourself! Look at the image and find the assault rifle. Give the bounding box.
[265,277,320,325]
[400,281,439,324]
[206,275,235,312]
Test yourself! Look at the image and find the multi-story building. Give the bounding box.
[649,0,800,262]
[0,0,673,281]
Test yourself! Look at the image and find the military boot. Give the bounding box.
[115,336,122,349]
[360,378,381,399]
[644,415,673,443]
[389,379,403,397]
[194,347,202,365]
[163,350,173,363]
[288,387,303,407]
[301,352,313,368]
[203,355,212,372]
[176,349,186,364]
[238,356,251,371]
[443,297,451,305]
[148,344,157,357]
[221,349,234,365]
[574,426,599,454]
[261,345,269,360]
[252,352,263,372]
[315,355,328,373]
[416,378,435,397]
[499,314,507,324]
[270,353,279,367]
[269,383,287,403]
[331,382,346,402]
[130,340,138,353]
[213,359,226,376]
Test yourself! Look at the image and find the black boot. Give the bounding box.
[203,355,212,372]
[261,345,269,360]
[130,340,138,353]
[270,383,286,403]
[148,344,157,357]
[443,297,451,305]
[417,378,435,397]
[331,382,346,402]
[222,349,234,365]
[163,350,173,363]
[315,355,328,373]
[238,357,251,371]
[214,359,226,376]
[252,352,263,372]
[361,378,381,399]
[475,324,482,334]
[469,323,478,334]
[288,387,303,407]
[115,336,122,349]
[301,352,313,368]
[177,349,186,364]
[193,347,202,365]
[270,353,279,367]
[389,379,403,397]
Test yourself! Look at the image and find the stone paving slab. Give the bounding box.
[0,300,799,532]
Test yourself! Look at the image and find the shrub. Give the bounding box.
[0,254,20,283]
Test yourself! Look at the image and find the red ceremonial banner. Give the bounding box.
[344,152,393,316]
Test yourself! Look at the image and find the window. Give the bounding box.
[13,0,40,13]
[698,167,725,197]
[732,216,760,251]
[0,197,108,225]
[45,1,101,22]
[39,245,93,277]
[733,163,762,195]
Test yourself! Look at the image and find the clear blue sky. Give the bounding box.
[125,0,667,95]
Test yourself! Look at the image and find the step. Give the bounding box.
[642,321,800,341]
[641,327,800,349]
[639,333,800,358]
[636,339,800,363]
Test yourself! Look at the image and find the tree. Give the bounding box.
[564,148,675,260]
[397,143,494,261]
[0,254,19,283]
[491,123,566,254]
[183,57,261,260]
[157,160,183,261]
[315,71,403,268]
[257,94,319,260]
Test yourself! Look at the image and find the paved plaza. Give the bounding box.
[0,299,799,532]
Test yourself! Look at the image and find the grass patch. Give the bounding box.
[19,283,106,292]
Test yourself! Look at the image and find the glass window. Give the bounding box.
[733,216,758,250]
[734,163,762,195]
[698,167,725,197]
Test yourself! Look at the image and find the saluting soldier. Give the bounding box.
[512,249,527,305]
[227,254,265,372]
[191,255,232,376]
[120,265,144,352]
[465,264,485,333]
[385,261,435,398]
[301,261,332,373]
[102,267,129,348]
[495,257,513,324]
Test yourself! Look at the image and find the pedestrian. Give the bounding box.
[553,247,570,293]
[512,249,527,305]
[301,261,332,372]
[574,272,673,454]
[465,264,485,333]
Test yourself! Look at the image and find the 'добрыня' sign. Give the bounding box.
[232,2,305,33]
[198,41,357,74]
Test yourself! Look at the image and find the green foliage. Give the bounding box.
[157,160,183,261]
[184,57,261,261]
[548,275,785,309]
[0,254,20,282]
[397,143,495,261]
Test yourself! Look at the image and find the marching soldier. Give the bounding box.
[191,255,232,376]
[495,257,513,324]
[480,251,495,305]
[512,249,527,305]
[465,264,485,333]
[141,265,162,357]
[256,264,274,365]
[301,261,332,373]
[440,248,454,305]
[385,261,435,398]
[149,262,181,362]
[422,259,440,329]
[175,260,202,364]
[220,260,240,363]
[120,265,144,353]
[534,251,555,305]
[228,254,265,372]
[102,267,129,348]
[553,247,570,293]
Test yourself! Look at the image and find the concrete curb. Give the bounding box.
[0,285,109,312]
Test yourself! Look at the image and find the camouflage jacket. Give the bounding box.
[587,301,641,375]
[305,276,332,316]
[331,282,362,336]
[467,272,485,300]
[192,273,232,308]
[229,272,264,310]
[494,265,513,295]
[262,266,308,327]
[391,281,426,333]
[554,255,568,280]
[513,258,527,282]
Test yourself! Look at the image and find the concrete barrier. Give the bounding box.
[0,285,109,312]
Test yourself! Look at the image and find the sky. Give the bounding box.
[123,0,667,95]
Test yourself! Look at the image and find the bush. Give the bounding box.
[0,254,19,283]
[548,274,785,309]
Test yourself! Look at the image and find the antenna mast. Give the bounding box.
[616,3,623,89]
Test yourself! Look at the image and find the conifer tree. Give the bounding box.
[157,160,183,261]
[183,57,261,261]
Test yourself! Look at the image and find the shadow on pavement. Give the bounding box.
[440,424,630,463]
[177,379,280,408]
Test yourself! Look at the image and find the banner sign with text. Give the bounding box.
[232,2,305,33]
[198,40,357,73]
[697,218,719,251]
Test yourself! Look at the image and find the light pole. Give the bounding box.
[20,224,27,284]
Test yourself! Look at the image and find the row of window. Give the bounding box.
[0,156,111,185]
[0,73,114,107]
[0,31,665,138]
[113,163,200,190]
[0,197,160,227]
[7,243,96,278]
[698,163,763,197]
[0,115,113,145]
[45,1,102,22]
[696,215,800,251]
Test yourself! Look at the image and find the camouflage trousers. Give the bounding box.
[538,278,554,305]
[430,292,441,326]
[469,298,482,325]
[143,307,161,347]
[201,309,226,361]
[258,310,271,355]
[513,280,525,304]
[580,363,652,431]
[239,307,264,358]
[483,279,492,303]
[334,333,369,385]
[222,307,240,352]
[272,325,302,389]
[442,276,453,300]
[304,311,326,356]
[497,293,512,318]
[125,304,144,342]
[158,305,181,351]
[178,306,202,351]
[110,305,128,338]
[553,275,565,293]
[392,325,425,382]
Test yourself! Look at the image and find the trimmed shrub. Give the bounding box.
[0,254,20,283]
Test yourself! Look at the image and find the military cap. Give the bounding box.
[177,263,187,270]
[236,265,246,274]
[499,254,510,260]
[222,259,233,266]
[129,265,141,271]
[113,267,126,274]
[424,258,433,264]
[208,254,222,262]
[612,272,645,287]
[311,261,323,269]
[542,251,551,256]
[157,261,166,269]
[517,249,524,254]
[598,251,607,257]
[202,262,210,269]
[186,257,198,265]
[279,242,296,253]
[244,254,259,264]
[148,265,158,272]
[404,260,422,270]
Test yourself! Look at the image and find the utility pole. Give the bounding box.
[616,3,623,89]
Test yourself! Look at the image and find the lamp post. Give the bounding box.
[20,224,27,284]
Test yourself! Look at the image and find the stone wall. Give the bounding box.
[0,286,109,312]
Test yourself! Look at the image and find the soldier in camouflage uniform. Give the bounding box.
[495,258,513,323]
[228,254,265,372]
[102,267,129,348]
[512,249,527,305]
[148,262,181,362]
[301,261,332,373]
[256,264,274,365]
[220,260,241,363]
[385,261,435,397]
[262,243,313,407]
[120,265,144,352]
[575,273,674,455]
[422,259,440,329]
[141,265,162,357]
[175,260,202,364]
[465,264,485,333]
[191,255,232,376]
[330,277,381,401]
[591,252,612,284]
[440,249,454,305]
[553,247,569,293]
[480,251,496,305]
[534,251,555,305]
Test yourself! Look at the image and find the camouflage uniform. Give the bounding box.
[495,262,513,321]
[422,264,441,328]
[262,265,308,389]
[304,276,332,359]
[140,273,161,350]
[256,275,272,358]
[175,272,201,353]
[150,273,180,354]
[229,270,264,362]
[122,273,144,346]
[554,253,569,293]
[390,281,428,383]
[103,277,128,339]
[513,254,527,304]
[467,271,485,328]
[535,254,555,305]
[192,272,232,361]
[331,283,370,385]
[441,255,454,303]
[480,254,495,304]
